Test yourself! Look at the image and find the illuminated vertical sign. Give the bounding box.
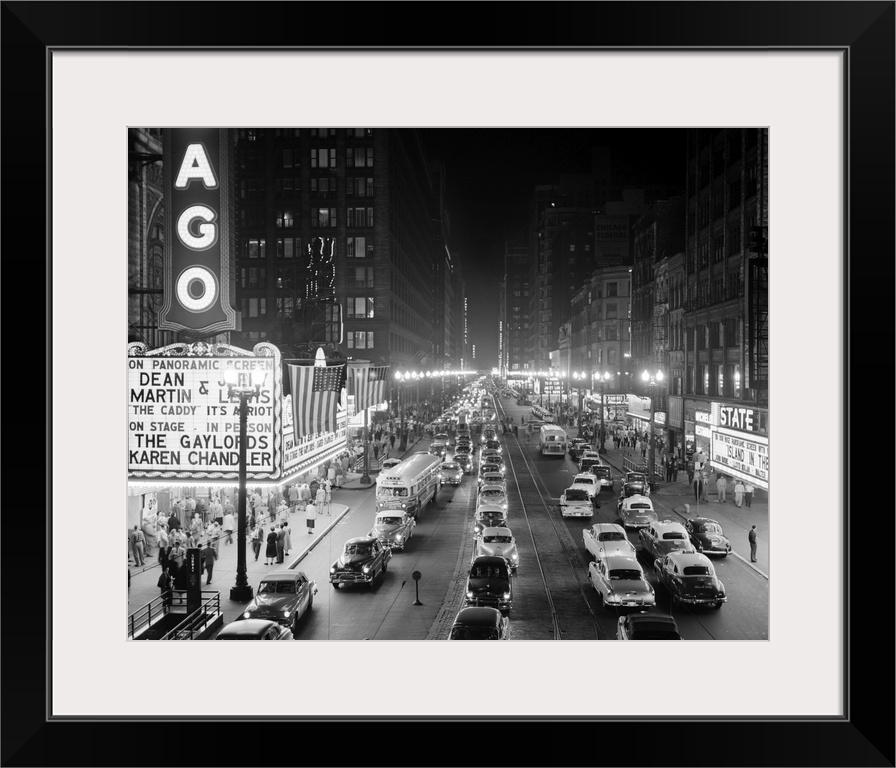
[159,129,240,334]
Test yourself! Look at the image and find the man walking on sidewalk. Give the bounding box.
[744,482,755,508]
[748,525,758,562]
[715,473,728,503]
[129,526,146,567]
[201,539,218,584]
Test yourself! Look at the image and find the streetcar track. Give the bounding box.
[497,400,603,640]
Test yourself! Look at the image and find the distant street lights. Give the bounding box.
[592,371,612,453]
[641,369,665,481]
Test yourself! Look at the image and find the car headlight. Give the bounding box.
[466,590,474,598]
[283,610,291,617]
[243,610,252,619]
[362,565,370,573]
[502,591,511,599]
[395,535,403,541]
[330,566,336,573]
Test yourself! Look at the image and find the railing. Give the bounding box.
[159,592,222,640]
[127,590,221,640]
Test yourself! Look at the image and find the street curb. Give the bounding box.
[288,506,351,568]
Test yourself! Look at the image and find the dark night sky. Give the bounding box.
[417,128,687,369]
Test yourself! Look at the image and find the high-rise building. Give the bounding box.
[501,242,529,374]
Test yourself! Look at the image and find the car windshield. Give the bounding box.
[441,464,459,471]
[699,523,722,534]
[683,566,712,576]
[379,486,408,497]
[595,468,611,477]
[628,474,646,482]
[662,532,686,540]
[481,465,499,473]
[450,626,501,640]
[484,535,511,543]
[481,490,503,498]
[470,564,509,578]
[576,477,595,485]
[565,489,589,500]
[377,517,402,525]
[597,532,625,542]
[630,503,651,510]
[609,569,642,581]
[344,544,371,557]
[258,581,295,594]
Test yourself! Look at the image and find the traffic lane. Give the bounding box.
[294,484,466,640]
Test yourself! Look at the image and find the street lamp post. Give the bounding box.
[223,369,266,603]
[641,370,665,483]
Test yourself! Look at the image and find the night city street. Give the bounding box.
[127,126,770,643]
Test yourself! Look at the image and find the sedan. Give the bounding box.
[618,495,658,529]
[241,570,317,633]
[329,537,391,589]
[455,454,474,475]
[616,612,681,640]
[477,485,509,511]
[588,555,656,609]
[569,472,600,504]
[480,448,504,468]
[216,619,294,640]
[559,487,594,518]
[474,526,519,570]
[448,607,509,640]
[473,503,508,536]
[478,461,504,481]
[592,465,614,492]
[483,438,503,454]
[478,471,506,490]
[367,511,416,551]
[653,551,727,608]
[429,441,448,459]
[684,517,732,557]
[583,522,636,560]
[638,521,696,560]
[438,461,464,486]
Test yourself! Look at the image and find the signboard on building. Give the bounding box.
[593,215,632,262]
[158,128,240,335]
[543,378,562,395]
[127,342,280,479]
[626,394,666,426]
[710,426,769,490]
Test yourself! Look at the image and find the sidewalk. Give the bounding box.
[587,434,769,577]
[127,502,352,628]
[338,434,428,490]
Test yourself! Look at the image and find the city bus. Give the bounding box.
[539,424,568,456]
[375,452,442,519]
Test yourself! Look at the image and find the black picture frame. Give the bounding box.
[4,2,892,766]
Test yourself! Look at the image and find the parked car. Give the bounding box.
[587,555,656,609]
[567,438,587,460]
[618,495,658,529]
[684,517,732,557]
[329,537,392,589]
[473,503,508,536]
[474,526,519,570]
[653,551,727,608]
[638,521,696,560]
[367,511,416,551]
[480,448,504,468]
[559,487,594,518]
[465,555,514,613]
[438,461,464,487]
[240,570,317,633]
[216,619,294,640]
[448,607,509,640]
[569,472,600,504]
[455,454,474,474]
[616,612,681,640]
[582,522,636,561]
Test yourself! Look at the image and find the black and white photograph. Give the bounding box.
[9,1,891,758]
[125,126,770,643]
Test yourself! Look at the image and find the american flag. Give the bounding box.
[289,363,344,440]
[348,364,389,412]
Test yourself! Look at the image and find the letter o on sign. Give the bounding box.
[176,267,218,312]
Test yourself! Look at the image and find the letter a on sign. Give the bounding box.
[158,129,240,335]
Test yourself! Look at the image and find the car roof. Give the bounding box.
[259,570,306,582]
[453,607,504,627]
[625,613,679,628]
[375,511,404,518]
[622,494,653,504]
[573,473,596,481]
[477,503,506,515]
[652,520,687,530]
[665,551,713,566]
[471,555,510,566]
[689,517,720,525]
[216,619,282,638]
[344,536,377,545]
[481,527,512,537]
[592,522,626,533]
[479,485,506,493]
[603,555,643,570]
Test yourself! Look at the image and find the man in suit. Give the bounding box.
[201,540,218,585]
[748,525,758,563]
